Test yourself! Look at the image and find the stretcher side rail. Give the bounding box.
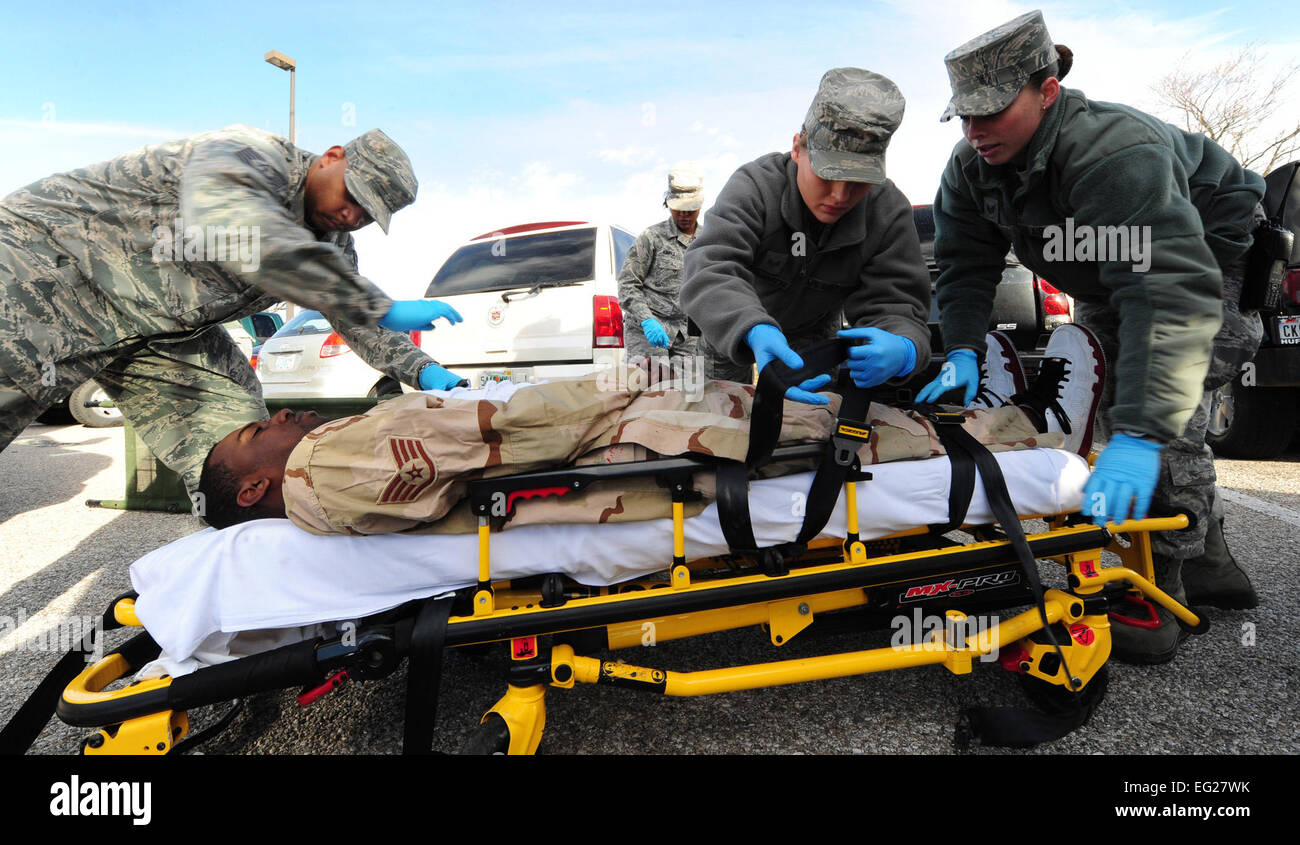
[56,521,1129,729]
[464,442,827,518]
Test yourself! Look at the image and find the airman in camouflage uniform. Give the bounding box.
[274,376,1056,536]
[0,125,441,492]
[618,169,703,364]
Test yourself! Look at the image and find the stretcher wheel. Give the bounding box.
[1018,665,1108,716]
[460,713,510,755]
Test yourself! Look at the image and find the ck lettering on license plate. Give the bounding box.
[1278,315,1300,345]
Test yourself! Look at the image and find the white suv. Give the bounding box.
[418,221,635,387]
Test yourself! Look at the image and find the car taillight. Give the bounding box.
[320,332,351,358]
[593,295,624,348]
[409,330,421,346]
[1285,269,1300,306]
[1036,277,1071,316]
[249,354,258,371]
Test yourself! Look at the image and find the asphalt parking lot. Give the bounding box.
[1,419,1297,756]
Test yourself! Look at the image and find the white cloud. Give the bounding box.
[0,121,192,197]
[9,2,1296,308]
[0,118,187,138]
[597,145,658,165]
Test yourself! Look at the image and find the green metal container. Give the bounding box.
[88,397,384,512]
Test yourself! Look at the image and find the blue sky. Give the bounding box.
[2,0,1298,296]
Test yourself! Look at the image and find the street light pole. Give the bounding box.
[264,50,299,320]
[263,50,297,144]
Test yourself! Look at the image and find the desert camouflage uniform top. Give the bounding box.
[281,375,1056,535]
[0,124,434,489]
[617,218,698,358]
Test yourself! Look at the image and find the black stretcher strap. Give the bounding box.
[0,628,104,755]
[926,417,978,534]
[402,596,453,755]
[958,668,1108,749]
[716,460,760,555]
[747,337,851,469]
[0,591,150,755]
[796,375,872,547]
[718,337,875,566]
[921,407,1096,746]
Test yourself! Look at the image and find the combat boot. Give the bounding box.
[1182,515,1258,609]
[1108,554,1189,665]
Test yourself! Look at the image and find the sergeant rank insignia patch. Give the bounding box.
[378,436,437,504]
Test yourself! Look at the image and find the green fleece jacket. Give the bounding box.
[933,87,1264,442]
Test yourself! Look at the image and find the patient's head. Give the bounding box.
[198,408,328,529]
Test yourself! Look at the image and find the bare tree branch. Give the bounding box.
[1152,43,1300,174]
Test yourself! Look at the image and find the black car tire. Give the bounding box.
[68,380,124,428]
[1206,381,1297,459]
[35,402,75,425]
[366,378,404,399]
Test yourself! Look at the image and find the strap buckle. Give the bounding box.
[918,407,967,426]
[831,419,872,467]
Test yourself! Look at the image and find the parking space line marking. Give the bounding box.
[1218,488,1300,529]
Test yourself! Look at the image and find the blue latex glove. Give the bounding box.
[641,318,671,349]
[1082,433,1164,526]
[418,362,469,391]
[915,349,980,405]
[745,324,831,406]
[379,300,464,332]
[837,327,917,388]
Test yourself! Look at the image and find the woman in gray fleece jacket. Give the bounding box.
[680,68,932,407]
[920,10,1265,664]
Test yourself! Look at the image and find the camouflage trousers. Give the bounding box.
[0,366,45,453]
[624,322,698,363]
[1077,260,1263,558]
[0,327,267,495]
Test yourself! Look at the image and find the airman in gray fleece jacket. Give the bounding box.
[681,69,931,401]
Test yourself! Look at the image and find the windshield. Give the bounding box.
[425,227,598,296]
[272,310,332,337]
[612,227,636,273]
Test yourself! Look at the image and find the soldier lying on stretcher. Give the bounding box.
[197,326,1103,536]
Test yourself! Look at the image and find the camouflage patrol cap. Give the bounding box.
[665,168,703,211]
[802,68,905,184]
[940,10,1058,122]
[342,129,418,234]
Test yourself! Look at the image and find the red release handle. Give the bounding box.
[297,670,350,707]
[506,485,573,514]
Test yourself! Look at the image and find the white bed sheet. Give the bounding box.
[130,447,1089,675]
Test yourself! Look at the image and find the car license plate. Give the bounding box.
[1278,315,1300,345]
[477,370,511,387]
[274,354,298,371]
